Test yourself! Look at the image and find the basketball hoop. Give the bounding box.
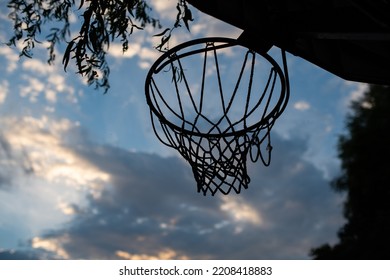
[145,37,290,195]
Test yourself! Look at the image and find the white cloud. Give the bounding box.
[0,116,114,250]
[22,59,51,75]
[108,42,141,58]
[0,45,19,73]
[0,80,9,104]
[139,47,161,62]
[294,101,310,111]
[220,196,263,226]
[343,82,369,109]
[45,89,57,103]
[48,74,65,92]
[138,60,152,69]
[19,63,76,104]
[1,116,111,196]
[31,236,70,259]
[151,0,179,21]
[116,248,188,260]
[58,202,78,215]
[19,76,45,102]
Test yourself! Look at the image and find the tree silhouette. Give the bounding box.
[311,84,390,259]
[6,0,192,92]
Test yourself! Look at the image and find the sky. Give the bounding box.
[0,0,369,259]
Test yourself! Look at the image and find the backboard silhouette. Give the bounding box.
[187,0,390,85]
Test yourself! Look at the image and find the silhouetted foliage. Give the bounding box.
[311,84,390,259]
[6,0,192,93]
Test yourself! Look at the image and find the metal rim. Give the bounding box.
[145,37,289,138]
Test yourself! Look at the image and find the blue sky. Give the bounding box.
[0,1,369,259]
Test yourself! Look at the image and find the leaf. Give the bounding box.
[133,24,143,30]
[62,40,75,71]
[99,0,107,14]
[159,34,171,50]
[183,6,193,31]
[21,48,32,59]
[153,28,170,37]
[87,59,101,67]
[183,19,190,31]
[78,0,84,10]
[174,4,182,28]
